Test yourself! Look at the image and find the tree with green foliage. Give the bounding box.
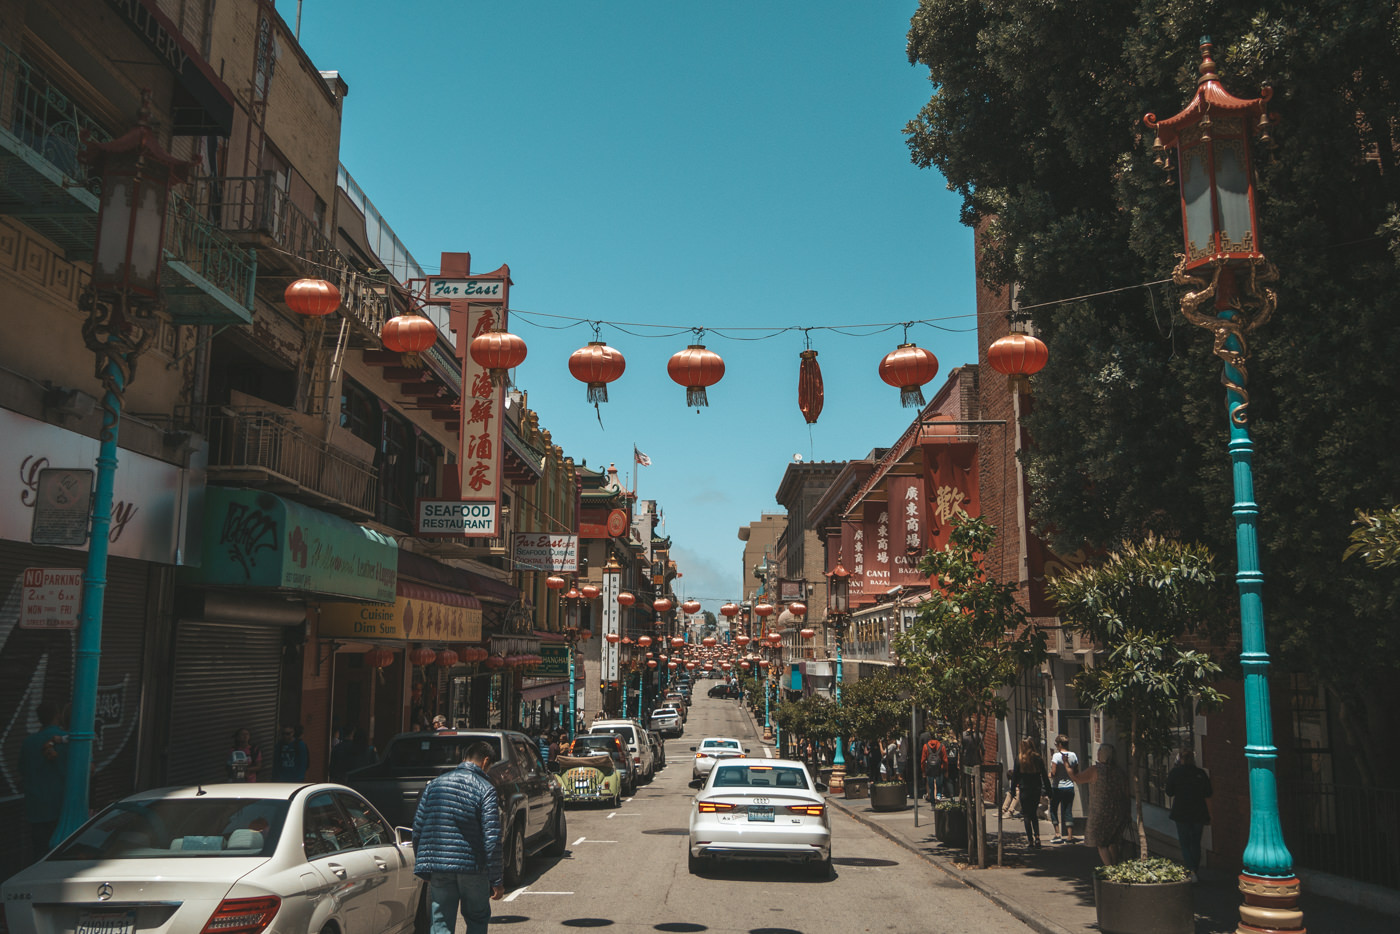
[905,0,1400,787]
[833,672,910,779]
[1046,536,1229,850]
[894,516,1048,866]
[775,693,840,753]
[1345,506,1400,570]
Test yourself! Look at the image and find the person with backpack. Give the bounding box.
[1049,734,1079,844]
[942,733,961,799]
[920,734,946,802]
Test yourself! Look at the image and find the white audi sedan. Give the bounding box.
[2,783,423,934]
[687,759,831,877]
[690,736,750,781]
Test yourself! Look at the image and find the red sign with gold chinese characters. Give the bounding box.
[436,253,512,538]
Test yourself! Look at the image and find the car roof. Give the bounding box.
[118,782,335,802]
[699,737,743,745]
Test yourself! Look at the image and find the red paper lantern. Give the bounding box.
[798,348,824,424]
[381,314,437,354]
[409,647,437,667]
[987,332,1049,391]
[721,662,732,671]
[720,602,740,618]
[605,632,621,644]
[638,635,653,647]
[435,648,459,667]
[365,647,395,669]
[617,591,636,607]
[740,661,751,670]
[671,636,685,648]
[767,631,783,645]
[681,599,701,614]
[284,278,340,316]
[685,662,696,670]
[569,341,626,403]
[546,575,566,590]
[701,636,716,647]
[788,601,807,617]
[647,659,658,668]
[800,628,816,640]
[879,343,940,408]
[580,583,601,600]
[469,329,527,385]
[758,659,769,669]
[668,661,678,669]
[653,597,673,613]
[667,344,725,408]
[754,603,775,618]
[735,634,751,647]
[579,629,593,641]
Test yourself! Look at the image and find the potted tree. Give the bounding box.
[836,672,911,810]
[933,798,968,848]
[775,693,839,785]
[1048,535,1228,934]
[894,516,1048,867]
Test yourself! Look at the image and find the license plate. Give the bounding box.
[78,911,135,934]
[747,806,774,822]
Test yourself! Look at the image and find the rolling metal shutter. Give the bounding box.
[165,620,284,785]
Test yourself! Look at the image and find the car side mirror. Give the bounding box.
[815,782,829,793]
[688,778,703,789]
[744,748,751,755]
[689,746,697,751]
[395,826,413,846]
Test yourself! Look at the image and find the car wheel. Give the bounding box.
[611,787,622,809]
[809,855,832,880]
[544,806,567,857]
[687,850,706,874]
[503,821,526,889]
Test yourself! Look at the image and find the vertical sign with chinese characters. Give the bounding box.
[601,569,621,683]
[840,517,865,604]
[863,503,892,594]
[437,254,512,538]
[887,476,928,587]
[921,441,980,555]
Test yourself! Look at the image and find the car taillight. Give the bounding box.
[200,896,280,934]
[695,753,705,758]
[697,802,735,813]
[787,804,825,817]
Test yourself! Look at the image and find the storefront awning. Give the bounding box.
[320,579,483,642]
[187,487,397,602]
[520,680,569,702]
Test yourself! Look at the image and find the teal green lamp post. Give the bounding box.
[55,99,192,845]
[1145,38,1301,934]
[827,563,850,792]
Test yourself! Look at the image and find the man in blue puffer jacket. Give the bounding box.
[413,742,505,934]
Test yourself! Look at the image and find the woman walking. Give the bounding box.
[1008,737,1051,847]
[1048,734,1078,844]
[1070,743,1130,865]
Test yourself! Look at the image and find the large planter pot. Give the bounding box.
[818,767,835,789]
[934,807,967,848]
[1094,878,1194,934]
[869,783,907,811]
[843,776,870,799]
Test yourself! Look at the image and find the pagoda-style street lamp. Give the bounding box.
[827,562,851,793]
[56,96,193,844]
[1145,38,1299,934]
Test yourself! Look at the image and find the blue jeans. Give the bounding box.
[925,773,941,801]
[1049,785,1076,833]
[1175,821,1205,872]
[429,872,492,934]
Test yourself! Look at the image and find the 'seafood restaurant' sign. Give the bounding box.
[433,257,511,538]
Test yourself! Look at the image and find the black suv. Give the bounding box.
[708,682,741,698]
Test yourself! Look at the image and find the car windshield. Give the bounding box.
[383,735,502,769]
[591,726,635,745]
[703,740,740,750]
[571,736,622,757]
[711,765,809,789]
[50,797,290,861]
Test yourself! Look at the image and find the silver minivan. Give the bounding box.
[588,718,656,782]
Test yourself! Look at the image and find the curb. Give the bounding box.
[823,794,1077,934]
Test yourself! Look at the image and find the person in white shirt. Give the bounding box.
[1049,734,1079,844]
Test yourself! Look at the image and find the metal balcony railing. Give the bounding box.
[1279,780,1400,890]
[201,406,378,518]
[189,176,390,337]
[0,39,108,188]
[162,191,257,322]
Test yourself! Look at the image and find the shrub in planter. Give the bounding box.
[933,799,967,847]
[842,774,870,799]
[1093,859,1194,934]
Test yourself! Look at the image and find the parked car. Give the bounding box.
[688,759,832,878]
[587,718,656,782]
[345,730,566,888]
[707,682,741,698]
[650,706,684,737]
[647,730,666,770]
[566,733,636,796]
[664,691,689,719]
[1,783,423,934]
[690,736,750,781]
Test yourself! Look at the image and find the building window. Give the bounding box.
[340,379,380,447]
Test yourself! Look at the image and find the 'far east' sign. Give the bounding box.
[418,500,498,536]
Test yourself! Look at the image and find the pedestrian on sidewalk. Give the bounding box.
[20,701,69,860]
[1049,734,1078,844]
[1070,742,1129,866]
[1009,737,1051,847]
[1164,745,1212,880]
[413,741,504,934]
[920,733,946,802]
[271,724,309,781]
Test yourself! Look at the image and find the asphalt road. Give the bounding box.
[459,684,1035,934]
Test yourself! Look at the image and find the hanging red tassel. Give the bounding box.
[798,349,824,424]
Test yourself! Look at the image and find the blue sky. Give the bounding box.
[281,1,976,611]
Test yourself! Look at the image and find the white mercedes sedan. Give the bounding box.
[687,759,831,877]
[2,783,423,934]
[690,736,750,781]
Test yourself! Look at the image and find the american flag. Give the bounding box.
[634,446,651,467]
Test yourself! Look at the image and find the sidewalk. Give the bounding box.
[741,708,1395,933]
